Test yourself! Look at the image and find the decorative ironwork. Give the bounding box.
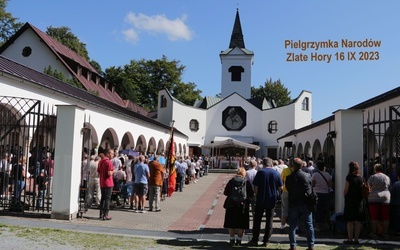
[0,96,56,214]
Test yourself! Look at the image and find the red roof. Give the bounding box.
[0,22,148,116]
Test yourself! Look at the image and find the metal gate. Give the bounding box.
[363,105,400,180]
[0,96,56,213]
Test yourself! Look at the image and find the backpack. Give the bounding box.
[230,176,247,202]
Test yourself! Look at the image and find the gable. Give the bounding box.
[0,22,147,112]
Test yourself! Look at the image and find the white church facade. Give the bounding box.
[157,10,313,161]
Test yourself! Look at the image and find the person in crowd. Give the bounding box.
[307,160,315,173]
[125,156,135,209]
[148,156,164,212]
[390,164,399,185]
[195,158,201,179]
[203,156,209,175]
[367,163,391,239]
[245,159,258,215]
[0,153,11,198]
[42,152,54,195]
[114,165,127,206]
[175,157,187,192]
[110,153,122,182]
[301,160,312,175]
[158,153,166,167]
[280,160,294,234]
[36,169,48,209]
[189,158,197,184]
[311,161,333,232]
[272,160,282,174]
[161,165,169,201]
[81,153,89,187]
[277,159,288,172]
[391,172,400,236]
[223,167,254,247]
[342,161,364,244]
[87,155,101,207]
[248,157,283,247]
[286,157,315,250]
[97,149,115,220]
[133,155,150,213]
[13,155,26,203]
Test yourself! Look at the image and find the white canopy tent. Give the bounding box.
[202,137,259,169]
[202,138,260,151]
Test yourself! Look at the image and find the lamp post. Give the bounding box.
[211,141,214,169]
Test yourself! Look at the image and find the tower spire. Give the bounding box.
[229,8,245,48]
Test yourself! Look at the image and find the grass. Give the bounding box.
[0,223,399,249]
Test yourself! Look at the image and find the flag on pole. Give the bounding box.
[166,128,176,173]
[166,126,176,197]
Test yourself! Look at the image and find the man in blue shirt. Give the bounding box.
[248,157,283,247]
[133,155,150,213]
[175,158,187,192]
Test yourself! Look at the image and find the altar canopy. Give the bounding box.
[202,137,260,151]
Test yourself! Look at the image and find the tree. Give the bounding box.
[251,78,291,107]
[44,65,83,89]
[105,65,140,104]
[0,0,23,46]
[89,60,103,75]
[172,81,202,106]
[105,55,202,111]
[46,26,90,61]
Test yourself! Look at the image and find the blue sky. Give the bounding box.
[7,0,400,122]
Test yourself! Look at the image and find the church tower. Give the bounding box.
[220,9,254,99]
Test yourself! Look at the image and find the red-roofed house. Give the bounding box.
[0,22,148,116]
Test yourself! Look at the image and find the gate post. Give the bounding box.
[334,109,363,213]
[51,105,85,220]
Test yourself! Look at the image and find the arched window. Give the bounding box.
[228,66,244,81]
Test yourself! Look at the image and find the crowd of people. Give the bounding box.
[83,150,210,220]
[0,146,54,211]
[222,156,400,249]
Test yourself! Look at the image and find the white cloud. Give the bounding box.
[123,12,193,43]
[121,28,139,44]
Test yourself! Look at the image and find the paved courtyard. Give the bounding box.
[0,172,399,248]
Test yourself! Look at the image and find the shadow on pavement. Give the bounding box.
[156,238,400,250]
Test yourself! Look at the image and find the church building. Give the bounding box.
[156,9,312,162]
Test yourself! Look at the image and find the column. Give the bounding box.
[51,105,85,220]
[334,109,363,213]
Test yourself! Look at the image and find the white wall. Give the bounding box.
[1,29,71,79]
[0,74,187,155]
[220,48,253,99]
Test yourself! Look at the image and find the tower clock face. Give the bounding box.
[222,106,246,131]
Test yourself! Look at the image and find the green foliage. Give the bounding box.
[44,65,83,89]
[67,77,83,89]
[251,78,291,107]
[0,0,23,46]
[46,26,90,61]
[172,81,202,106]
[89,60,103,75]
[105,55,202,111]
[105,65,140,104]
